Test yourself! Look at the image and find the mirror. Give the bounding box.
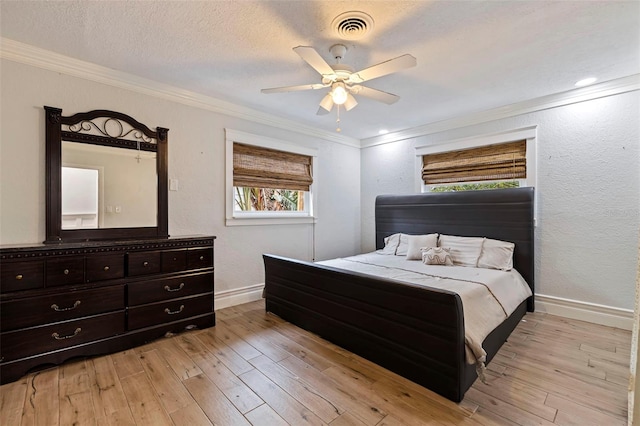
[61,142,157,229]
[45,107,169,243]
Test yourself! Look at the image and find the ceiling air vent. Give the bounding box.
[331,11,374,40]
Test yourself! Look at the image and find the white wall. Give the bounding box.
[2,54,638,315]
[0,59,361,295]
[361,91,640,311]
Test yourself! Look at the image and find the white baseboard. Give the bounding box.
[215,283,264,310]
[536,294,633,330]
[212,286,634,331]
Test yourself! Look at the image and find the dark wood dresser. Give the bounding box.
[0,236,215,384]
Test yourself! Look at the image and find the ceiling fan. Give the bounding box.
[261,44,417,116]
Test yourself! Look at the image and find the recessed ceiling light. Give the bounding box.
[378,129,389,135]
[575,77,597,87]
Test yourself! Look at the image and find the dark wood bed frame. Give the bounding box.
[263,187,535,402]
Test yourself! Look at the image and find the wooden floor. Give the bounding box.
[0,300,631,425]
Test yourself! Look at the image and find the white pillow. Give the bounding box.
[380,233,401,254]
[422,247,453,266]
[395,234,409,256]
[438,235,485,267]
[405,234,439,260]
[478,238,515,271]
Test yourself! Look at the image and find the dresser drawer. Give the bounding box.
[128,251,162,276]
[0,261,44,292]
[187,248,214,270]
[46,257,85,287]
[128,272,213,306]
[161,250,187,273]
[86,254,125,282]
[0,311,125,363]
[1,285,124,332]
[128,293,213,330]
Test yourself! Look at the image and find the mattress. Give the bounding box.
[317,252,532,368]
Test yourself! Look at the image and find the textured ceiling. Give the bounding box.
[1,1,639,140]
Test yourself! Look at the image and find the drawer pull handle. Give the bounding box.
[103,266,110,271]
[52,328,82,340]
[143,261,149,267]
[199,256,204,261]
[51,300,81,312]
[15,274,23,280]
[164,305,185,315]
[64,269,70,275]
[164,283,185,292]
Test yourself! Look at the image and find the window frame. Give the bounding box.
[225,129,318,226]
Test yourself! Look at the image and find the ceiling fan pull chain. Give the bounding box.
[336,105,341,132]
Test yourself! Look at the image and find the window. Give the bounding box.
[429,181,520,192]
[61,166,100,229]
[422,140,526,192]
[233,143,311,213]
[234,187,307,212]
[225,129,317,226]
[415,126,537,193]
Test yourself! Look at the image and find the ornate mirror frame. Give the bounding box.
[44,106,169,243]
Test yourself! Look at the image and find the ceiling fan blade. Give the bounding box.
[293,46,337,79]
[353,85,400,105]
[261,83,327,94]
[317,93,334,115]
[348,54,417,83]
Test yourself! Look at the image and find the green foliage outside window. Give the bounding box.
[430,181,519,193]
[234,187,304,211]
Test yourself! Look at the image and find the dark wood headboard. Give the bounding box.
[375,187,535,311]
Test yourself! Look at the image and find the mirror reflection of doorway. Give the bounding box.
[61,167,100,229]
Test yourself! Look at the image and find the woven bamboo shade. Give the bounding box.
[233,143,313,191]
[422,140,526,184]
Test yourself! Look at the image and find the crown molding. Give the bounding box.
[4,38,638,151]
[362,73,640,148]
[0,38,360,148]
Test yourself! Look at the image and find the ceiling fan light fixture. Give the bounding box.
[331,82,348,105]
[262,44,416,130]
[344,93,358,111]
[318,93,334,114]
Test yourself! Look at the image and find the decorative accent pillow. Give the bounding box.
[438,235,485,267]
[405,234,439,260]
[477,238,515,271]
[380,233,401,255]
[421,247,453,266]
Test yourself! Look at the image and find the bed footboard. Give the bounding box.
[263,254,471,402]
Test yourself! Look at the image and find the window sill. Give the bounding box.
[225,216,317,227]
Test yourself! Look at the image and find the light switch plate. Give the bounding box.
[169,179,179,191]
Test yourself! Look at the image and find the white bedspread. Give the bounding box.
[317,252,532,367]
